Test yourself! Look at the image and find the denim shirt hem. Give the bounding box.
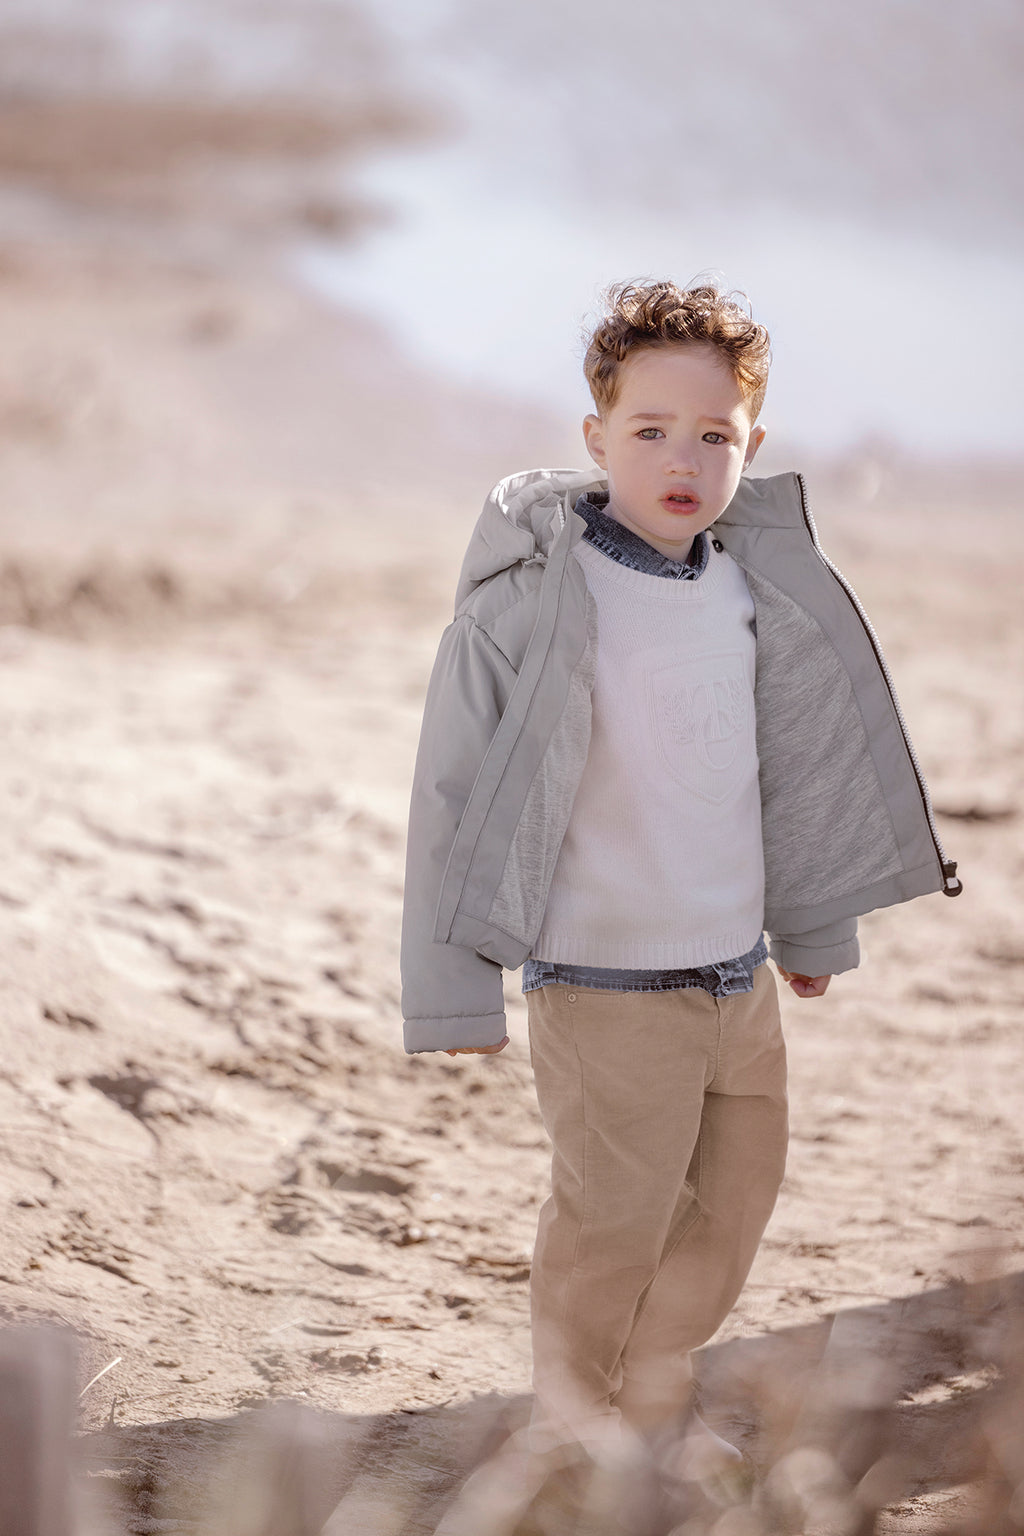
[522,935,768,997]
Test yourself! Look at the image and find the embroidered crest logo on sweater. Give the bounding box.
[653,654,752,792]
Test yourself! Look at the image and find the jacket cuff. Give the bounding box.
[768,914,860,978]
[403,1010,507,1055]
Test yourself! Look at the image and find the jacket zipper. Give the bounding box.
[796,474,962,896]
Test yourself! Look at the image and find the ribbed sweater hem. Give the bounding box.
[531,920,765,971]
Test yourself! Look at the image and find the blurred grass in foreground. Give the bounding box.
[4,1269,1024,1536]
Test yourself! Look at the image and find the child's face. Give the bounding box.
[583,344,765,560]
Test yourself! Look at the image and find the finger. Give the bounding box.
[789,974,830,998]
[445,1036,510,1056]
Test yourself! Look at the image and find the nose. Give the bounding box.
[665,444,699,475]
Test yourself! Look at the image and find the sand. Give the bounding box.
[0,242,1022,1534]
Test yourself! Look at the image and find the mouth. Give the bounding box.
[661,491,701,515]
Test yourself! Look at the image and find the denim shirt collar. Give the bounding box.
[574,491,709,580]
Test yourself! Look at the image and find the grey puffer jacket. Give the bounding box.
[401,467,960,1053]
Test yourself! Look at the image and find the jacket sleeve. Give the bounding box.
[767,915,860,977]
[401,614,519,1053]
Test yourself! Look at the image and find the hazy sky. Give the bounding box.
[3,0,1020,457]
[298,0,1024,457]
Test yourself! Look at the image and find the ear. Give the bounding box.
[583,414,607,468]
[743,424,766,469]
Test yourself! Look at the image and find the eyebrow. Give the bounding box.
[626,412,737,427]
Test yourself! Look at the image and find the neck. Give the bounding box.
[608,508,695,563]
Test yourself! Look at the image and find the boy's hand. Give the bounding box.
[445,1036,510,1057]
[777,969,832,999]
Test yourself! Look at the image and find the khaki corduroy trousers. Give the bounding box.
[526,961,788,1443]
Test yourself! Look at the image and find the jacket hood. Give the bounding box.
[455,466,606,609]
[453,466,811,611]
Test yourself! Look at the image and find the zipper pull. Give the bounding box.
[942,860,963,897]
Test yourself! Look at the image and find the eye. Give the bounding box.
[637,427,664,440]
[702,431,730,444]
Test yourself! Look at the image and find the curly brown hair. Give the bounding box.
[583,280,771,421]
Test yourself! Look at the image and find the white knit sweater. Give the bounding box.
[532,539,765,968]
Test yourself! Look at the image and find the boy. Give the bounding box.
[400,281,960,1455]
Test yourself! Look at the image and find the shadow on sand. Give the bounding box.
[17,1269,1023,1534]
